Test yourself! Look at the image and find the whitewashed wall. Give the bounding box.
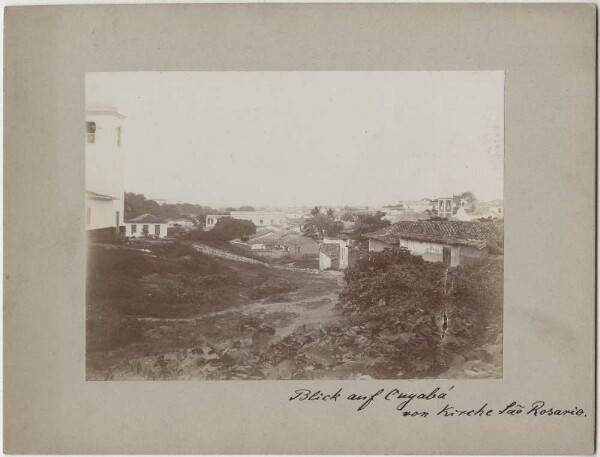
[85,198,119,231]
[85,108,125,231]
[124,222,168,238]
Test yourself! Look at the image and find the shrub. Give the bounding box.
[336,248,503,377]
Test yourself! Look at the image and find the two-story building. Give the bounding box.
[436,197,454,218]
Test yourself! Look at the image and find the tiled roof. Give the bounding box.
[364,220,503,251]
[320,243,340,260]
[126,213,166,223]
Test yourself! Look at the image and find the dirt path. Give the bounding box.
[190,242,323,274]
[132,290,339,337]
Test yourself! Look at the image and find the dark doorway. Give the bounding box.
[442,246,451,268]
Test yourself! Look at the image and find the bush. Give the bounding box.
[336,248,503,377]
[186,217,256,242]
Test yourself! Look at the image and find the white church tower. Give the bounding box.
[85,106,125,238]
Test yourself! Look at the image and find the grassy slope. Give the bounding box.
[86,240,332,375]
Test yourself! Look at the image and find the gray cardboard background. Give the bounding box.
[3,4,596,454]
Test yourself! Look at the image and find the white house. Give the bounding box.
[365,220,503,267]
[124,213,169,239]
[319,239,350,270]
[85,106,126,238]
[230,211,287,227]
[205,214,228,229]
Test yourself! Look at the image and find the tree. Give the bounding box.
[210,217,256,241]
[337,248,503,378]
[454,191,477,213]
[124,192,217,222]
[351,211,390,243]
[304,207,343,240]
[340,211,355,222]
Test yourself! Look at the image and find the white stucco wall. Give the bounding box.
[86,198,121,231]
[205,215,226,229]
[85,107,125,231]
[230,212,286,227]
[319,252,332,270]
[322,239,349,269]
[125,222,168,238]
[370,235,485,267]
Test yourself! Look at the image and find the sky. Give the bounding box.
[87,71,504,208]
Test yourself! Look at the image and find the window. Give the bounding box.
[143,224,149,235]
[86,207,91,225]
[155,225,161,236]
[131,224,137,234]
[260,219,263,224]
[85,121,96,144]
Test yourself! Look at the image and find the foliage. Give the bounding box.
[211,217,256,241]
[303,207,343,239]
[336,248,503,378]
[454,191,477,213]
[167,226,187,238]
[186,217,256,242]
[124,192,215,224]
[350,211,390,243]
[340,212,356,222]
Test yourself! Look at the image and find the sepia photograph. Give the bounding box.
[85,71,504,381]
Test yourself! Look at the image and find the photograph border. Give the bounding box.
[4,4,596,454]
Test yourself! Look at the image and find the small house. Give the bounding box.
[238,231,320,259]
[364,220,503,267]
[205,214,228,230]
[319,239,350,270]
[125,213,168,239]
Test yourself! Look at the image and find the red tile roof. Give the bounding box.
[125,213,167,223]
[364,220,503,251]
